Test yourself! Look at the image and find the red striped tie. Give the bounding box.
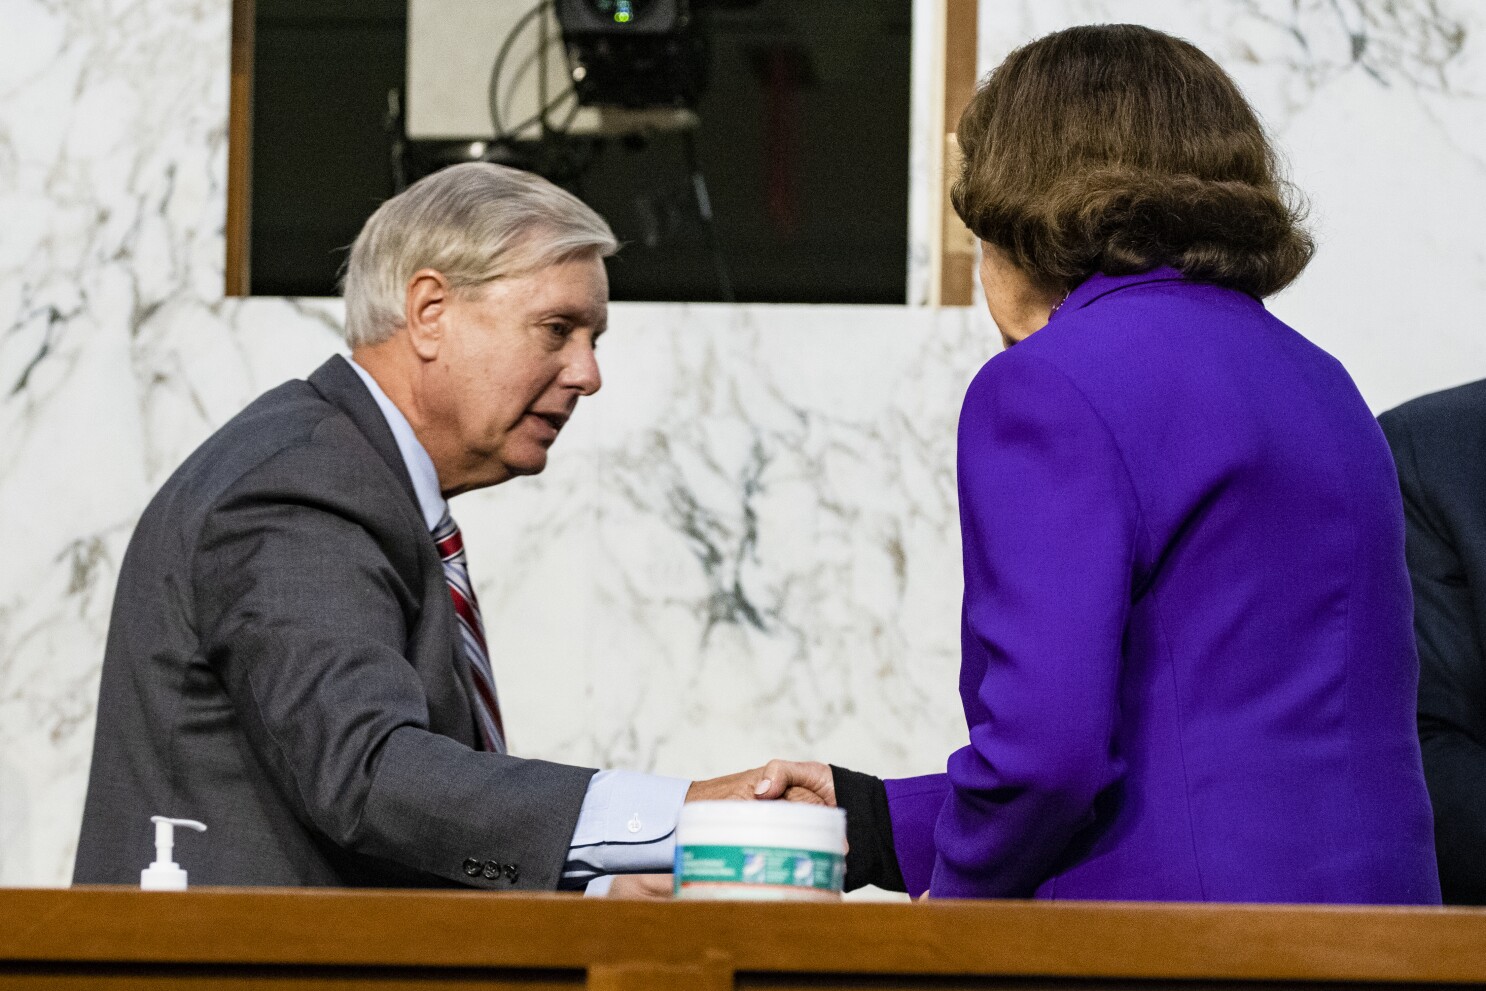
[432,511,507,753]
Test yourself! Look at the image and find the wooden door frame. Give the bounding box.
[936,0,979,306]
[226,0,254,297]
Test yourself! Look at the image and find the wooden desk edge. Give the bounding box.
[3,889,1485,982]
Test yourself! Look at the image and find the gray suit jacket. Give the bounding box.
[74,356,596,889]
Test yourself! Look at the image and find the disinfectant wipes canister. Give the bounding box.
[674,801,846,901]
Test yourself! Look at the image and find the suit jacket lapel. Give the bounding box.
[304,354,485,750]
[307,355,421,510]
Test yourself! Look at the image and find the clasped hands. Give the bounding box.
[684,758,835,806]
[605,759,833,900]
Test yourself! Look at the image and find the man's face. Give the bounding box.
[422,253,608,494]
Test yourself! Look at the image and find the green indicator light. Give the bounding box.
[615,11,630,21]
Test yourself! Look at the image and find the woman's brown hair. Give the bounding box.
[951,24,1314,298]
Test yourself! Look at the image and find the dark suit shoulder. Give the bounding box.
[166,377,411,517]
[190,385,427,570]
[132,373,424,591]
[1380,379,1486,488]
[1381,379,1486,438]
[164,379,339,506]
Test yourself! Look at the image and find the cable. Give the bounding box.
[540,43,585,138]
[500,88,579,141]
[551,92,584,135]
[538,0,550,132]
[489,0,553,139]
[681,128,735,302]
[385,87,407,193]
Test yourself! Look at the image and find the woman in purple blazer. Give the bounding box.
[768,25,1440,903]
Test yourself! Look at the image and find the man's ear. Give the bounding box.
[404,269,451,361]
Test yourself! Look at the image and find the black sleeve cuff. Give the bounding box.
[831,764,907,893]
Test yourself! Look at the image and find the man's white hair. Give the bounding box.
[341,162,618,347]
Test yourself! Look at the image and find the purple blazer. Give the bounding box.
[886,269,1440,903]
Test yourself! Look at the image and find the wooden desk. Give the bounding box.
[2,889,1484,989]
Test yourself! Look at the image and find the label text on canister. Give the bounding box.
[676,845,845,892]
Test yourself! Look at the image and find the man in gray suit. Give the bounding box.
[74,163,822,891]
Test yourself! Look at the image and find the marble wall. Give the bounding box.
[3,0,1485,887]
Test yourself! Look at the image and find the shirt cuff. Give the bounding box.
[584,875,616,897]
[563,769,690,879]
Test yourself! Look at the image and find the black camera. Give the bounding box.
[554,0,706,108]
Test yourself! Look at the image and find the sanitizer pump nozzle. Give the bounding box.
[140,816,207,891]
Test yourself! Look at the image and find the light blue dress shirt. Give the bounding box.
[348,359,687,890]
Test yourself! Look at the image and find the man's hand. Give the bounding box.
[686,760,836,806]
[607,874,673,900]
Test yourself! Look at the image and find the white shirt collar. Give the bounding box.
[347,358,448,533]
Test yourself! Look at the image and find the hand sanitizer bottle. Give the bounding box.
[140,816,207,891]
